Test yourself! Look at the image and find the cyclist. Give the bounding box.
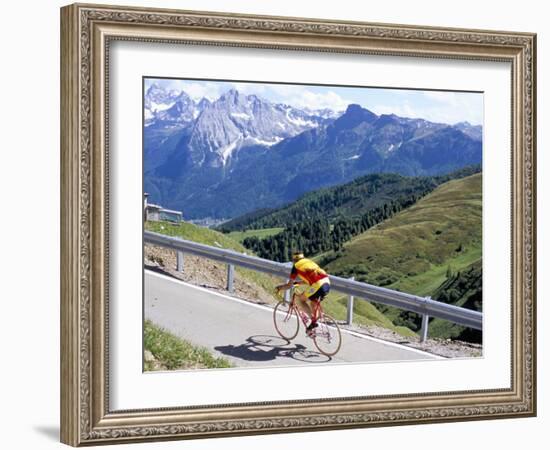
[276,252,331,336]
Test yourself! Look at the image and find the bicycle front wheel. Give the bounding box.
[313,314,342,356]
[273,301,299,340]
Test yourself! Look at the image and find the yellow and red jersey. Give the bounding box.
[290,258,329,286]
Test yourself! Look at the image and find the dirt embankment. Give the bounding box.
[145,244,482,359]
[145,244,281,305]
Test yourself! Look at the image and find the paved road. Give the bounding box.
[144,271,439,367]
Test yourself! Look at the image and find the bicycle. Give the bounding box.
[273,284,342,357]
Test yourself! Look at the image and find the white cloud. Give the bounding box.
[179,82,224,101]
[423,91,459,105]
[297,90,351,111]
[371,93,483,125]
[265,85,351,111]
[229,82,268,97]
[267,84,304,98]
[421,91,483,124]
[370,102,420,119]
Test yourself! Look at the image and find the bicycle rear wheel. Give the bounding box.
[273,301,299,340]
[313,314,342,356]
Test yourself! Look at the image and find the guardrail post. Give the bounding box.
[176,251,184,273]
[227,264,235,293]
[347,276,355,325]
[420,297,431,342]
[420,314,430,342]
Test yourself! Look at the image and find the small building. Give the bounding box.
[145,203,162,222]
[144,193,182,223]
[159,208,183,223]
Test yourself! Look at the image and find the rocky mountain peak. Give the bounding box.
[333,104,378,130]
[186,88,329,167]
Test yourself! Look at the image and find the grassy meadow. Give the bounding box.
[325,173,482,294]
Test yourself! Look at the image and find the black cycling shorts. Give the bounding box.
[308,283,330,301]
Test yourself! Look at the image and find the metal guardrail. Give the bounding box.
[144,230,483,340]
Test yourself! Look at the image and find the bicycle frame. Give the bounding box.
[287,291,324,333]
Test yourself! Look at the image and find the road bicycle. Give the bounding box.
[273,284,342,357]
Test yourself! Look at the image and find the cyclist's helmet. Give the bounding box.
[292,252,304,262]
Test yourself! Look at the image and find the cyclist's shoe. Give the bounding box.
[306,321,318,337]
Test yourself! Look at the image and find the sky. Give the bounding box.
[144,77,483,126]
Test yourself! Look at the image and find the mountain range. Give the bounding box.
[144,83,482,219]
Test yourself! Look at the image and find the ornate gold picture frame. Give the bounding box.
[60,3,536,446]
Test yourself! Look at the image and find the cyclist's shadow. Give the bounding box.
[214,335,332,364]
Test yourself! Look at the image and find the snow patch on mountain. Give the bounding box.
[247,136,283,147]
[220,140,239,165]
[150,101,175,113]
[144,109,154,121]
[231,112,252,121]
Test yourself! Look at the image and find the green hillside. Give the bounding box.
[221,166,481,263]
[323,173,482,338]
[325,173,481,284]
[429,259,482,342]
[146,220,246,251]
[228,227,284,243]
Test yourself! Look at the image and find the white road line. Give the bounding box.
[145,270,443,360]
